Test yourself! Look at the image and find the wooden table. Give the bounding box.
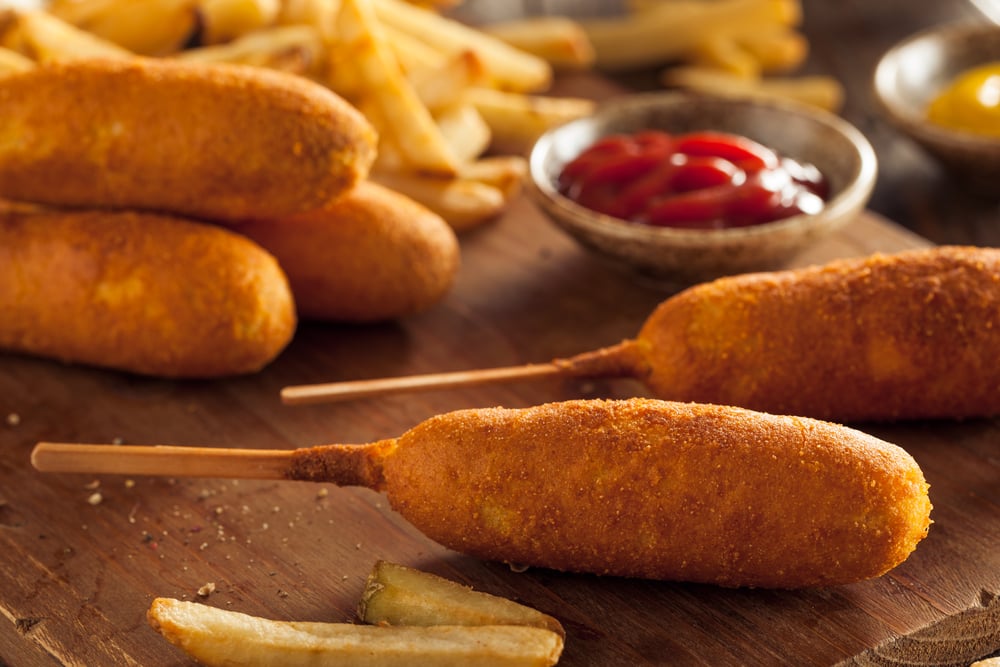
[2,1,999,665]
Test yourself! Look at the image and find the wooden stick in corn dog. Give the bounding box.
[282,246,1000,422]
[0,57,377,223]
[31,398,932,589]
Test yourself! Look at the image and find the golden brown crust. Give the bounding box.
[381,398,931,588]
[0,58,377,222]
[636,246,1000,421]
[236,181,460,322]
[0,208,296,377]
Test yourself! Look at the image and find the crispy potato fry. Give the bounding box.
[483,17,595,71]
[971,659,1000,667]
[277,0,339,32]
[463,87,595,156]
[1,10,133,61]
[410,49,489,111]
[373,168,507,232]
[49,0,198,55]
[198,0,281,45]
[148,597,564,667]
[371,0,552,92]
[736,27,809,73]
[582,0,801,71]
[359,561,565,639]
[689,34,760,78]
[384,22,447,72]
[0,46,33,73]
[400,0,462,8]
[176,24,325,76]
[435,102,491,163]
[44,0,117,25]
[459,155,526,200]
[336,0,458,175]
[662,65,845,112]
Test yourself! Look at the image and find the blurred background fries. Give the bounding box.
[0,0,843,229]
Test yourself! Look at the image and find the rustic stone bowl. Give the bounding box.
[874,23,1000,194]
[527,92,876,286]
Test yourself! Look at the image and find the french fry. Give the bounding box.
[689,34,760,79]
[384,22,447,73]
[336,0,458,175]
[0,45,33,73]
[662,65,845,112]
[463,87,595,156]
[0,10,133,62]
[371,0,552,92]
[372,168,507,232]
[410,49,489,111]
[49,0,198,56]
[197,0,281,45]
[459,155,527,201]
[0,9,14,37]
[277,0,339,33]
[148,597,564,667]
[736,28,809,73]
[483,17,595,71]
[400,0,462,9]
[435,103,491,164]
[176,24,325,76]
[359,561,565,639]
[582,0,801,71]
[45,0,119,26]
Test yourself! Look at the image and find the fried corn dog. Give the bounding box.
[578,245,1000,421]
[33,399,931,588]
[0,208,295,377]
[0,58,377,222]
[288,398,931,588]
[236,181,460,322]
[285,246,1000,422]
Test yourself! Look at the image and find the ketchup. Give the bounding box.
[558,130,829,229]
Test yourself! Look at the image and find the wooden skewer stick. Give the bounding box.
[31,443,295,479]
[280,346,639,406]
[31,441,384,487]
[280,362,566,405]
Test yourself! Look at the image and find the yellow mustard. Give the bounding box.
[926,61,1000,138]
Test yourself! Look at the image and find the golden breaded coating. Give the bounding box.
[0,208,296,377]
[292,398,931,588]
[558,246,1000,421]
[0,58,377,222]
[631,246,1000,421]
[236,181,460,322]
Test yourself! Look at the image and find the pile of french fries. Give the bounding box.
[580,0,844,112]
[148,560,565,666]
[0,0,841,231]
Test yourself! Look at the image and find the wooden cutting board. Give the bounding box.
[1,202,997,666]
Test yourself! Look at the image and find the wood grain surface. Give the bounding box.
[2,0,1000,665]
[2,203,998,666]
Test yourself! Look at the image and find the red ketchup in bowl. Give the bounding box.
[558,130,829,229]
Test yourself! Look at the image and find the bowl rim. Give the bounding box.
[873,21,1000,148]
[528,91,877,248]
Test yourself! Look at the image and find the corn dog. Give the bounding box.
[236,181,460,322]
[0,58,377,222]
[283,246,1000,422]
[0,207,295,377]
[297,398,931,588]
[608,245,1000,421]
[34,398,931,588]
